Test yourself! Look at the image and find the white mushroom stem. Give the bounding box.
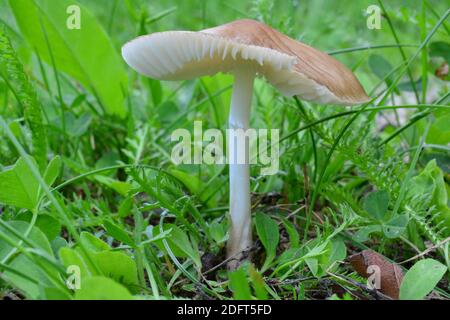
[227,66,256,269]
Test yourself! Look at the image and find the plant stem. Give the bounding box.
[227,66,255,269]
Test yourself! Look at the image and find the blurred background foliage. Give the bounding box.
[0,0,449,300]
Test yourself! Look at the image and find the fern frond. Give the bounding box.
[0,23,47,170]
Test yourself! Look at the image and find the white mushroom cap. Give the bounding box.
[122,19,370,105]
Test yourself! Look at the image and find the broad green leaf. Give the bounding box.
[9,0,128,117]
[0,221,55,299]
[74,276,133,300]
[353,225,382,242]
[15,212,61,240]
[118,197,133,218]
[397,77,423,92]
[305,257,319,276]
[200,74,233,126]
[426,112,450,145]
[305,239,345,277]
[0,156,40,210]
[248,265,268,300]
[147,79,162,107]
[0,221,53,260]
[328,239,347,266]
[208,220,227,245]
[158,100,179,124]
[429,41,450,63]
[59,247,92,280]
[79,232,110,252]
[51,236,68,256]
[369,54,393,83]
[44,287,72,300]
[282,218,300,248]
[255,213,279,267]
[382,214,409,238]
[152,224,201,268]
[169,168,218,208]
[92,251,139,293]
[400,259,447,300]
[43,155,61,187]
[4,254,53,299]
[363,190,389,221]
[94,175,133,196]
[103,220,135,247]
[61,235,138,293]
[228,266,252,300]
[407,160,450,233]
[0,155,62,210]
[52,113,92,137]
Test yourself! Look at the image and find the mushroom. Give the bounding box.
[122,19,369,270]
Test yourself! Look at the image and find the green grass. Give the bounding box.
[0,0,449,300]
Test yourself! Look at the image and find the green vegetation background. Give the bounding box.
[0,0,449,300]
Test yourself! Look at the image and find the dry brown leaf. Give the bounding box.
[435,62,449,80]
[349,250,404,299]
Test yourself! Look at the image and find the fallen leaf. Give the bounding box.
[435,62,449,80]
[349,250,403,299]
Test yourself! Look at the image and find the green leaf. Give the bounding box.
[43,155,61,187]
[0,220,53,260]
[169,168,218,208]
[200,74,233,126]
[103,220,135,247]
[9,0,128,117]
[153,224,201,268]
[282,218,300,248]
[59,246,92,280]
[0,156,40,209]
[429,41,450,63]
[368,54,393,83]
[94,175,133,196]
[60,235,138,293]
[327,239,347,267]
[79,232,110,252]
[353,225,382,242]
[92,251,139,293]
[74,277,133,300]
[4,254,52,299]
[305,239,345,277]
[255,213,279,267]
[382,214,409,238]
[426,112,450,145]
[147,79,162,107]
[407,160,450,233]
[0,221,55,299]
[228,266,252,300]
[399,259,447,300]
[248,265,268,300]
[43,287,72,300]
[158,100,179,124]
[51,236,68,255]
[118,197,133,218]
[363,190,390,221]
[208,220,227,245]
[15,212,61,240]
[0,155,62,210]
[52,113,92,137]
[397,77,423,92]
[0,25,47,170]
